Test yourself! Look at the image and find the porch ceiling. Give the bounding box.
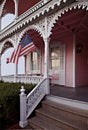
[50,8,88,46]
[25,8,88,48]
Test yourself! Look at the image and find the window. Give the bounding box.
[31,51,40,70]
[50,48,60,70]
[1,13,15,29]
[50,44,65,70]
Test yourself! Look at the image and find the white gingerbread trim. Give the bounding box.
[0,38,16,53]
[48,1,88,36]
[0,0,88,41]
[17,22,46,43]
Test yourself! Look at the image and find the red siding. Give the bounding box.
[1,0,15,17]
[18,0,41,16]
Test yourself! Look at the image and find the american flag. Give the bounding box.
[6,35,36,64]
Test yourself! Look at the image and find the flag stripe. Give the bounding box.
[9,51,15,62]
[20,44,36,56]
[21,42,33,52]
[6,35,36,64]
[13,45,22,64]
[20,45,36,56]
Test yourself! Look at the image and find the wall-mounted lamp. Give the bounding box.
[76,44,83,54]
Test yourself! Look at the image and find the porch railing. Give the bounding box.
[0,75,14,83]
[0,75,43,84]
[17,75,43,84]
[19,78,47,128]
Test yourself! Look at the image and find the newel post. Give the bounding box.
[19,86,28,128]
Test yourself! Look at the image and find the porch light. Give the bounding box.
[76,44,83,54]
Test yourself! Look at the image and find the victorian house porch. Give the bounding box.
[0,0,88,129]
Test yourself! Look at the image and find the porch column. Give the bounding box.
[25,56,27,75]
[14,64,18,82]
[0,53,1,76]
[44,37,50,94]
[73,32,76,87]
[0,6,1,30]
[0,17,1,30]
[15,0,18,18]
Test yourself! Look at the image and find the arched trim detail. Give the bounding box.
[17,25,44,43]
[0,0,16,17]
[48,1,88,36]
[0,38,15,54]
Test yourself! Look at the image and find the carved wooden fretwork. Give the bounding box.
[46,1,88,36]
[0,34,20,53]
[0,0,88,48]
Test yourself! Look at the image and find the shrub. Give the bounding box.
[0,81,35,129]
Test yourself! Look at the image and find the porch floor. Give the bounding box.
[50,84,88,102]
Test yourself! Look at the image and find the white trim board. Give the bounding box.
[46,95,88,110]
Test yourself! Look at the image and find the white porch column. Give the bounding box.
[0,6,1,30]
[0,18,1,30]
[14,34,18,82]
[15,0,18,18]
[24,55,27,75]
[73,32,76,87]
[0,53,1,76]
[44,37,50,94]
[14,64,18,82]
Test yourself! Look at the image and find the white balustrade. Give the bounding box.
[16,75,43,84]
[26,78,46,118]
[0,75,15,83]
[19,78,47,128]
[1,75,43,84]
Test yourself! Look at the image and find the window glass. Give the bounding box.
[1,13,15,29]
[50,48,60,70]
[50,44,65,70]
[32,51,39,70]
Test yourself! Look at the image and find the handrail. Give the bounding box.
[19,78,47,128]
[26,78,46,118]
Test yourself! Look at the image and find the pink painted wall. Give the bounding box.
[76,44,88,86]
[41,36,88,87]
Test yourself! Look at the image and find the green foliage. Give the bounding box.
[0,81,35,129]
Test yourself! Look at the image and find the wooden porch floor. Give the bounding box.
[50,85,88,102]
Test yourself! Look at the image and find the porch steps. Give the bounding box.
[28,95,88,130]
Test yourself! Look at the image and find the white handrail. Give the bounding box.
[19,78,47,128]
[26,78,46,118]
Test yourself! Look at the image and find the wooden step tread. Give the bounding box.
[29,116,63,130]
[42,100,88,117]
[36,108,79,130]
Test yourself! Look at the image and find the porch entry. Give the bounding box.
[49,42,65,85]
